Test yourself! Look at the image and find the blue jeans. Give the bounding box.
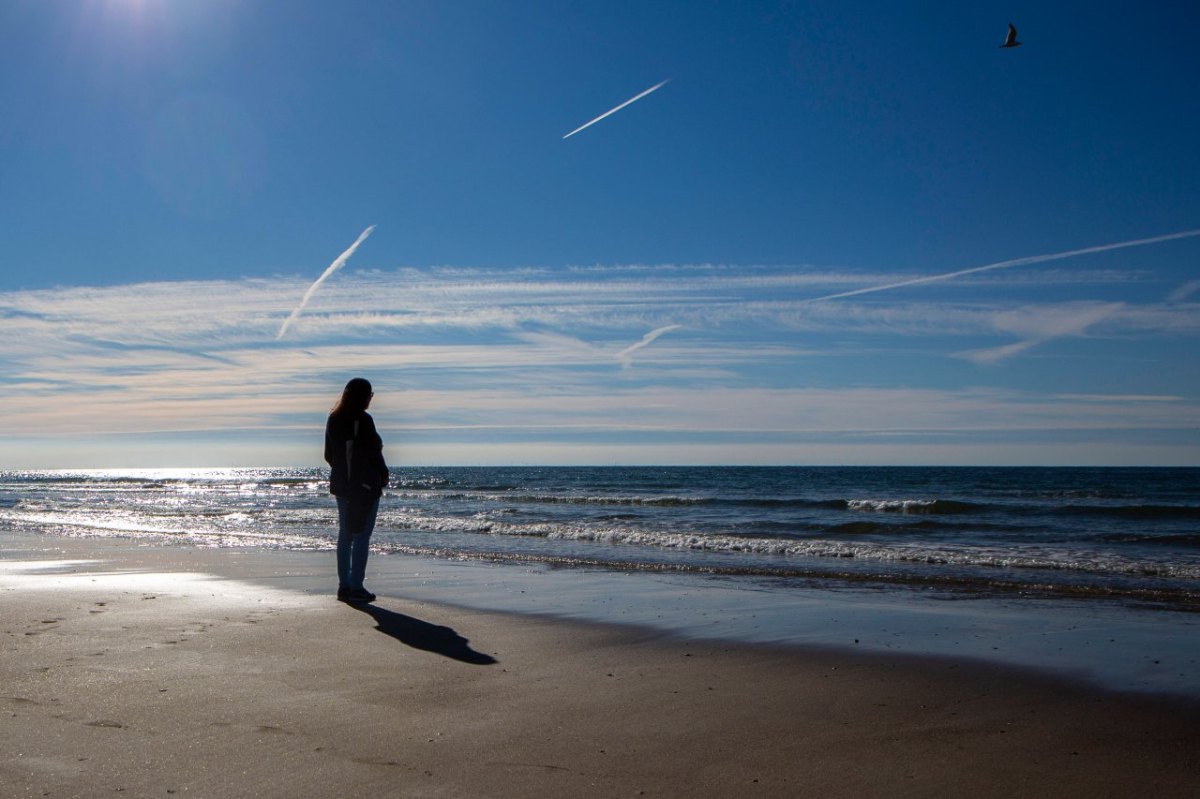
[336,494,379,591]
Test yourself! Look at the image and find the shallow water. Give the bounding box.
[2,466,1198,607]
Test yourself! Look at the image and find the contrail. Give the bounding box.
[616,324,681,368]
[563,79,671,139]
[798,228,1200,305]
[1168,278,1200,303]
[276,225,376,340]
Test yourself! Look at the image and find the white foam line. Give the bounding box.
[800,229,1200,304]
[276,225,376,340]
[563,79,671,139]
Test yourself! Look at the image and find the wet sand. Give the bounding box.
[2,538,1198,798]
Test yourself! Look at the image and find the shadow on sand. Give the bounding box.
[348,602,497,665]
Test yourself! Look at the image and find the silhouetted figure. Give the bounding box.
[325,377,389,603]
[1000,23,1021,48]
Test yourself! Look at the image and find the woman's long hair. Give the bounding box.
[330,377,373,418]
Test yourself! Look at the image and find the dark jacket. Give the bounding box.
[324,411,389,498]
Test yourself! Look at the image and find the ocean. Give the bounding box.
[2,466,1197,610]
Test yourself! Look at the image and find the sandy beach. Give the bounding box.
[2,537,1198,799]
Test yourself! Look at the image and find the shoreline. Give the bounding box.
[5,530,1200,699]
[3,532,1200,797]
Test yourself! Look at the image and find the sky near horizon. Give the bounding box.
[2,0,1199,468]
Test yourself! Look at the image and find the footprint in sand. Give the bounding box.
[255,725,292,735]
[351,757,405,767]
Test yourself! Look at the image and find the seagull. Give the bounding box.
[1000,23,1021,48]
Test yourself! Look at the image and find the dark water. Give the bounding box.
[2,466,1197,607]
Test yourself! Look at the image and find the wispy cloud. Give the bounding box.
[2,246,1199,466]
[276,225,375,340]
[1054,393,1184,402]
[563,79,671,139]
[3,265,1195,357]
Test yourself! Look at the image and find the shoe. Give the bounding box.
[336,586,351,601]
[345,588,376,603]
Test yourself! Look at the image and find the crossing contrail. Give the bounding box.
[799,228,1200,304]
[276,225,376,340]
[563,79,671,139]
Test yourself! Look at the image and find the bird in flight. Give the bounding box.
[1000,23,1021,48]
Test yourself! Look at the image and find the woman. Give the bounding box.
[324,377,389,602]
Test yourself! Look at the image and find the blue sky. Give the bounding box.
[2,0,1198,467]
